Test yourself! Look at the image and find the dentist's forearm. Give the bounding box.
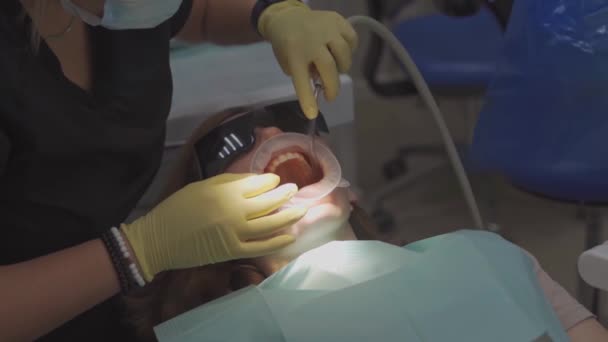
[0,240,120,341]
[178,0,262,44]
[204,0,261,44]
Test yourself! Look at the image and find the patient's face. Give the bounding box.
[224,126,356,273]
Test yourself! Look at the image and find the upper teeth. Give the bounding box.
[267,152,307,173]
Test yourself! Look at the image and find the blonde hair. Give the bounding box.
[20,0,47,52]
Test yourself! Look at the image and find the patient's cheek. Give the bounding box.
[324,187,352,212]
[224,156,251,174]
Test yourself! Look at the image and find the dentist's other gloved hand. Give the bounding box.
[121,173,306,281]
[258,0,358,119]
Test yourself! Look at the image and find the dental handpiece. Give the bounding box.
[308,80,323,171]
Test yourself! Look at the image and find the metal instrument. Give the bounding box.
[308,79,323,171]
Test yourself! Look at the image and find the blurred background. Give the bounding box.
[310,0,608,323]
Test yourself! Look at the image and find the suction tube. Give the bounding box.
[347,15,484,229]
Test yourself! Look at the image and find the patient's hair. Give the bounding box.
[123,109,388,342]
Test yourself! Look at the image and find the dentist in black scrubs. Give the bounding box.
[0,0,358,340]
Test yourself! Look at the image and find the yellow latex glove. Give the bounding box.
[122,173,306,281]
[258,0,358,119]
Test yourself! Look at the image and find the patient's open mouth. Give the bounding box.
[265,149,323,188]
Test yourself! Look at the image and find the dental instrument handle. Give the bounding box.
[308,78,323,171]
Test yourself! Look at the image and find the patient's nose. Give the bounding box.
[256,127,283,142]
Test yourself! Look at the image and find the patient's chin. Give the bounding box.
[256,221,355,275]
[253,184,355,275]
[253,256,290,276]
[256,200,354,275]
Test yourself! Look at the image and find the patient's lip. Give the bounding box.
[264,147,322,188]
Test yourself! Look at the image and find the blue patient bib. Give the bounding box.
[154,231,569,342]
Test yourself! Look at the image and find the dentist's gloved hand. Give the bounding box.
[122,173,306,281]
[258,0,358,119]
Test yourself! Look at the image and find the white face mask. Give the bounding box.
[60,0,182,30]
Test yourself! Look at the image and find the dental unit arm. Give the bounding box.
[345,16,484,229]
[300,15,608,293]
[345,17,608,289]
[579,242,608,291]
[284,15,484,228]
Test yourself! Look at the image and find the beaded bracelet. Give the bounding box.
[101,227,146,293]
[109,227,146,287]
[101,230,132,293]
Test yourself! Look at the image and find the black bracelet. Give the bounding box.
[101,229,132,294]
[251,0,295,35]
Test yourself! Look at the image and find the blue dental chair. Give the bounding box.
[363,0,509,227]
[470,102,606,316]
[468,0,607,316]
[364,0,509,98]
[365,0,603,318]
